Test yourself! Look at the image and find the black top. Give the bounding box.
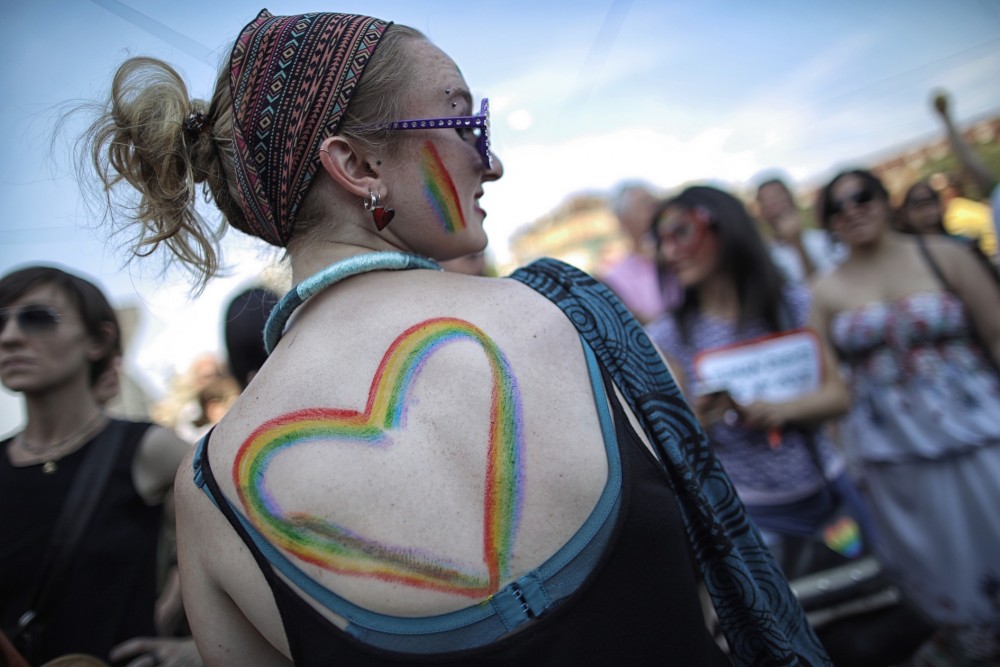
[0,420,161,664]
[198,369,730,666]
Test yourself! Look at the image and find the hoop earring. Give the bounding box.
[364,192,395,231]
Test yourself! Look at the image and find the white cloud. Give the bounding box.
[506,109,534,132]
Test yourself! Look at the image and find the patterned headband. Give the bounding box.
[230,10,391,246]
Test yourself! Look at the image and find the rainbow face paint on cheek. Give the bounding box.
[420,141,467,234]
[233,317,524,597]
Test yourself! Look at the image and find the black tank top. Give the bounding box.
[0,420,160,664]
[198,365,730,666]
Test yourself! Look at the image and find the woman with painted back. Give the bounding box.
[82,9,828,665]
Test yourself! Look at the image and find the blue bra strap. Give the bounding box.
[193,335,623,653]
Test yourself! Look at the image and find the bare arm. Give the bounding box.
[133,425,191,505]
[774,210,819,278]
[931,238,1000,367]
[740,284,851,430]
[175,451,292,667]
[934,92,998,197]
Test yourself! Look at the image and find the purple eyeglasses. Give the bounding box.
[385,98,492,169]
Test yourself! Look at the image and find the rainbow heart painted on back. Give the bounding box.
[233,317,523,597]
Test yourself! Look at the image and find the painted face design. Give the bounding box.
[420,141,467,234]
[657,206,713,261]
[233,317,523,597]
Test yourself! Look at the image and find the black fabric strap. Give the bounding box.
[19,419,129,631]
[914,234,1000,374]
[914,233,951,293]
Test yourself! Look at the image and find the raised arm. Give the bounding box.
[933,91,998,198]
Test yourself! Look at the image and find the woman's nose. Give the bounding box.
[484,152,504,182]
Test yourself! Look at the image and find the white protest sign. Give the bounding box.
[692,329,822,405]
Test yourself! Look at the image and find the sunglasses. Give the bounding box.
[828,188,875,217]
[0,305,62,334]
[385,98,492,169]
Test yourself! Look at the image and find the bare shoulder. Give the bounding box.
[919,233,970,261]
[807,269,842,312]
[199,268,612,618]
[914,234,991,283]
[174,446,294,665]
[133,424,191,504]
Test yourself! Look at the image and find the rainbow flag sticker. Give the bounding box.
[822,516,863,558]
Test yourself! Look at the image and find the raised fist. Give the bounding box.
[932,90,949,118]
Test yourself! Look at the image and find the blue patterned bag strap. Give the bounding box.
[510,258,829,667]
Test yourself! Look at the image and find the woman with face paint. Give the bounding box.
[81,10,828,666]
[812,168,1000,662]
[643,186,859,556]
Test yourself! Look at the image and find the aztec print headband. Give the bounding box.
[230,10,391,246]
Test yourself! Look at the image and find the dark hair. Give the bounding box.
[652,185,787,342]
[898,180,946,234]
[224,287,279,389]
[817,168,889,229]
[0,266,122,385]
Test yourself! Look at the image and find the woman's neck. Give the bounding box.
[695,272,739,321]
[22,378,103,446]
[288,234,409,285]
[846,228,899,263]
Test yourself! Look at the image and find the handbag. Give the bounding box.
[779,437,935,667]
[4,420,127,665]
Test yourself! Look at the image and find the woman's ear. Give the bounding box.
[318,136,381,199]
[86,321,118,362]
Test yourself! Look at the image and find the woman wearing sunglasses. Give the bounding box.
[0,266,192,665]
[79,10,827,666]
[812,168,1000,661]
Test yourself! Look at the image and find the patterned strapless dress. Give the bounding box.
[831,290,1000,627]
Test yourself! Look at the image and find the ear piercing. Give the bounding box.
[364,192,395,230]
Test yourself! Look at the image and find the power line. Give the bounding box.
[87,0,216,67]
[567,0,634,112]
[776,37,1000,122]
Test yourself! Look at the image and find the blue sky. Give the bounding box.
[2,0,999,430]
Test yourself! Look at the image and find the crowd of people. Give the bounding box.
[1,7,998,667]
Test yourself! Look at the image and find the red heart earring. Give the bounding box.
[364,192,395,231]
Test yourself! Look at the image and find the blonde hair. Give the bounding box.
[84,23,424,292]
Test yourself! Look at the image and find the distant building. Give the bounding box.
[505,193,628,275]
[105,304,157,421]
